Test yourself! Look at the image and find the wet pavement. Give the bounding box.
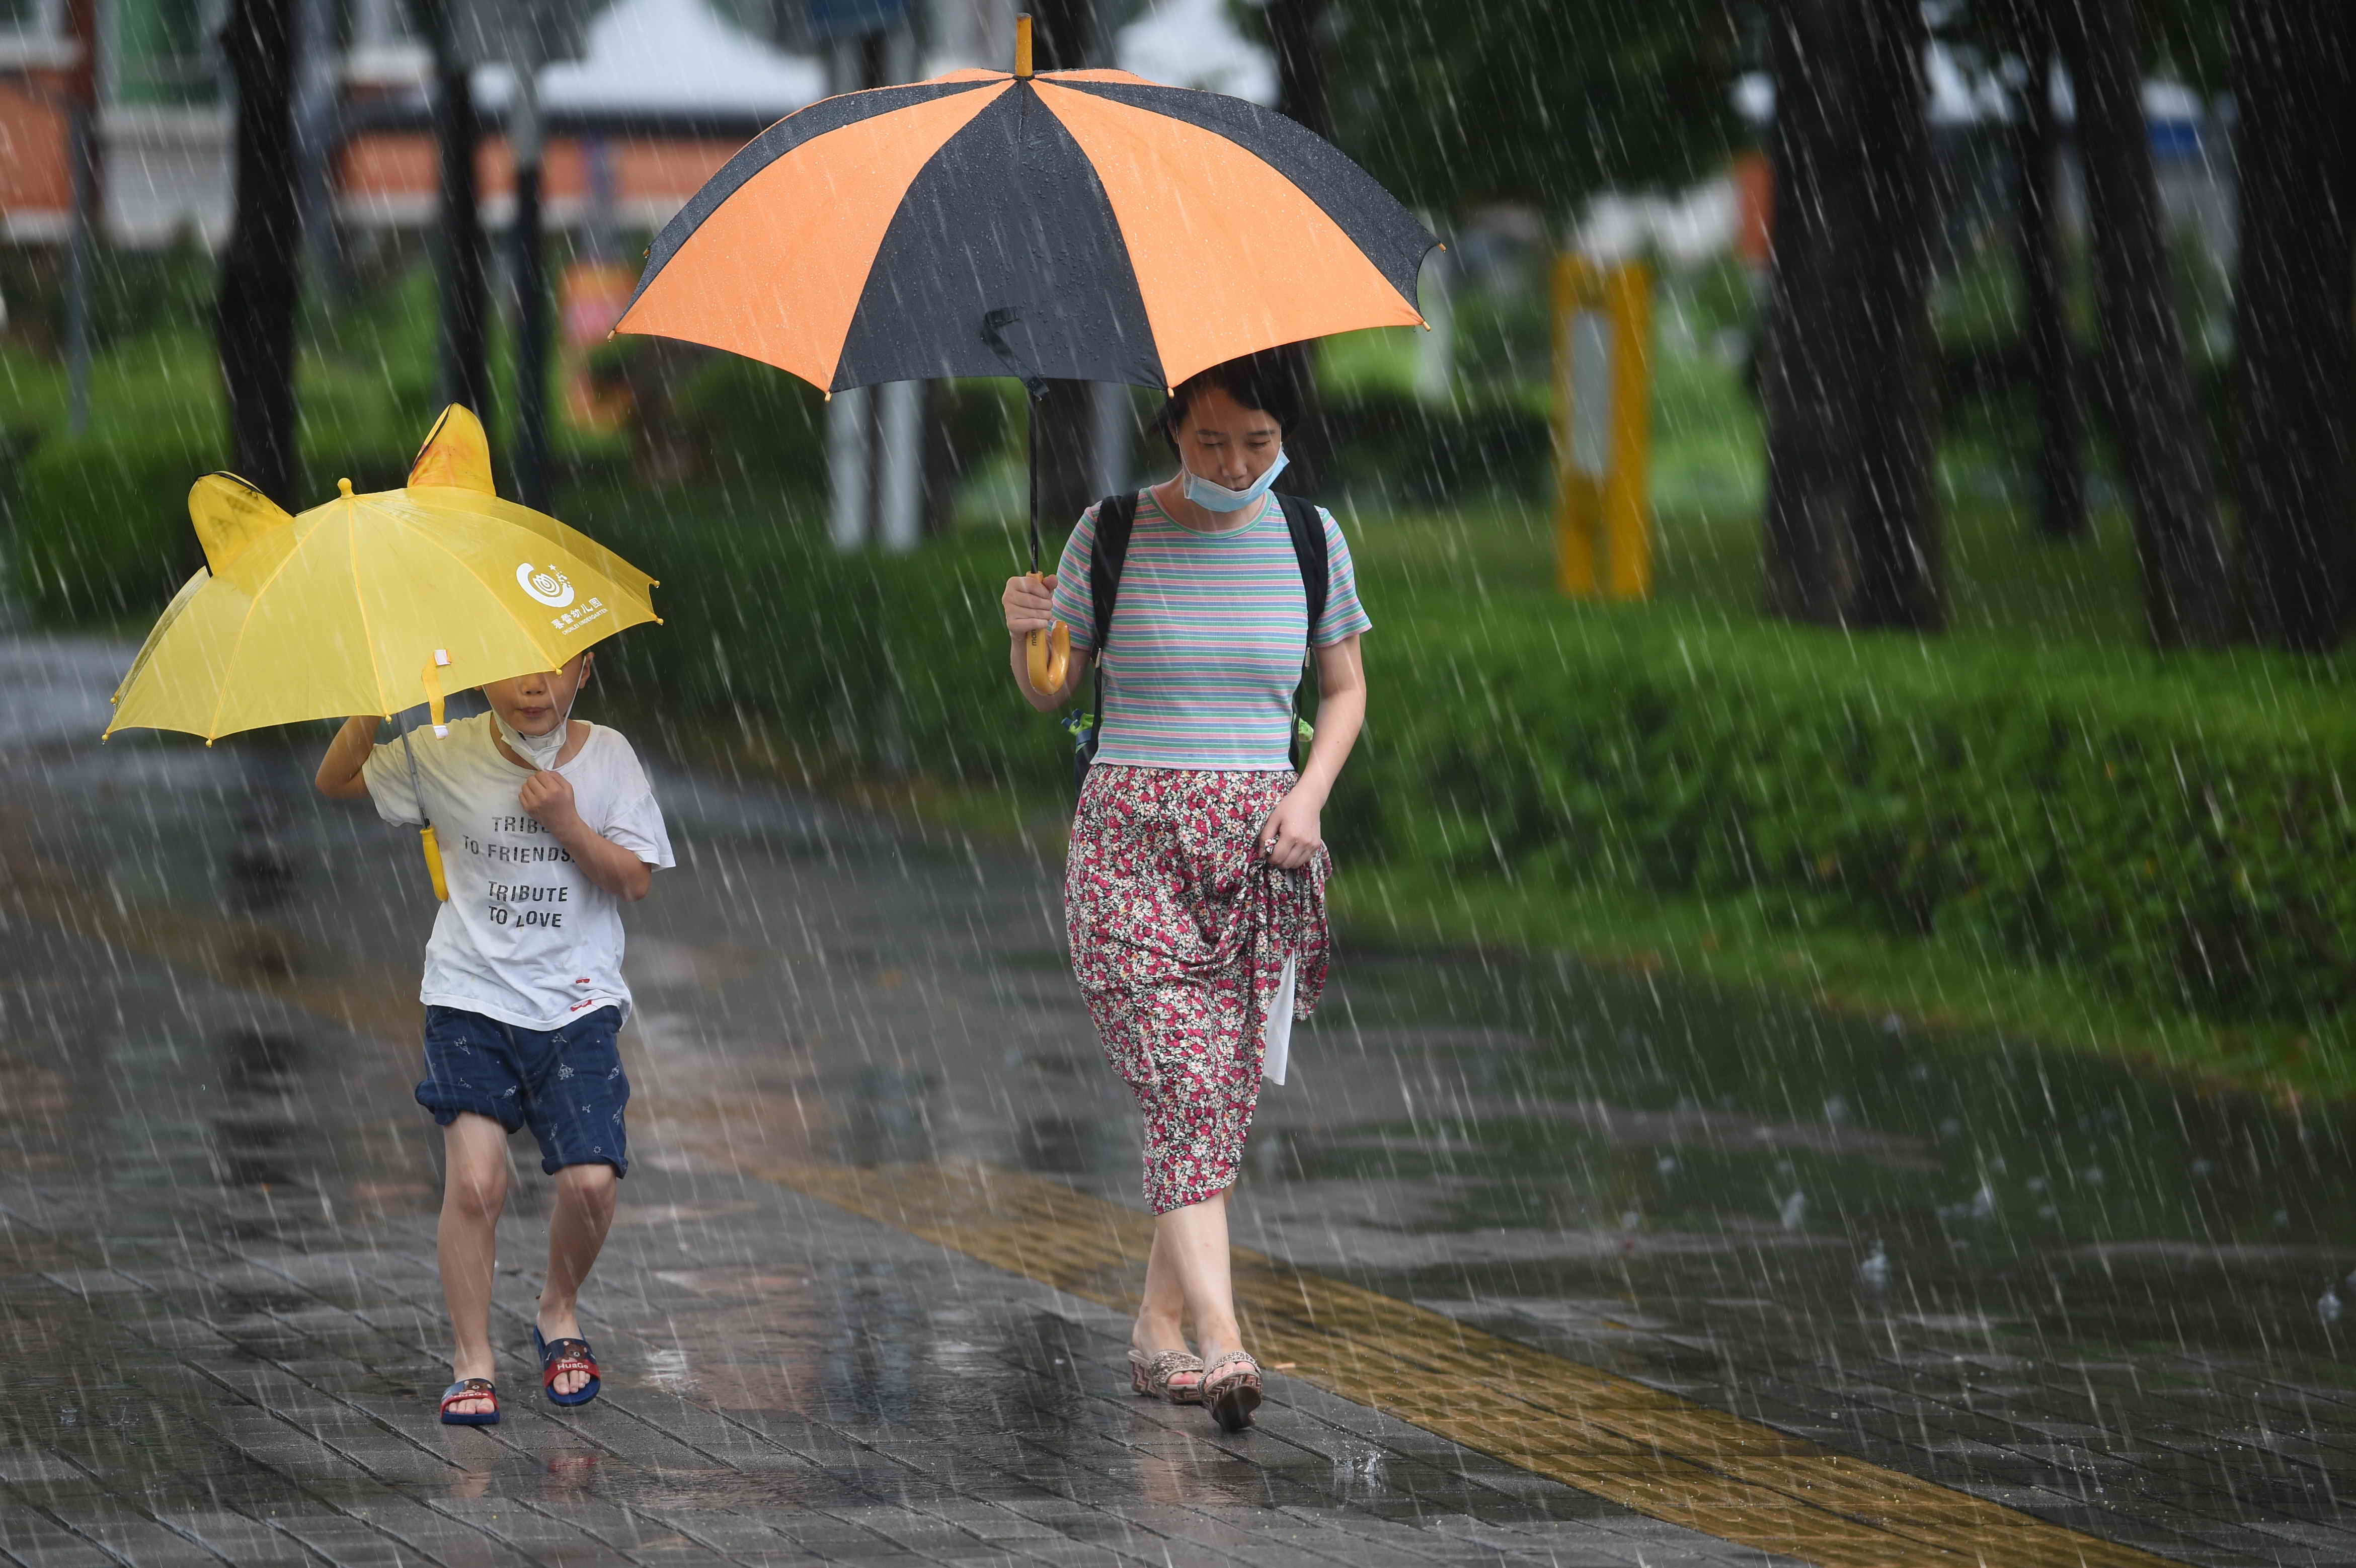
[4,632,2356,1567]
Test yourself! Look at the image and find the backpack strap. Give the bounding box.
[1087,491,1138,659]
[1273,493,1330,772]
[1073,492,1138,789]
[1274,493,1329,641]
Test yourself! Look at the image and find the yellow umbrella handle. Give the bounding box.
[419,825,450,901]
[1025,576,1068,693]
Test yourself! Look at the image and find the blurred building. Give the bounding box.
[0,0,827,249]
[1683,50,2239,277]
[0,0,1268,253]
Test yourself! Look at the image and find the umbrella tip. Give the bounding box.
[1015,12,1032,77]
[338,477,354,497]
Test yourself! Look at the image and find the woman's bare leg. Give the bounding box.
[1142,1189,1241,1362]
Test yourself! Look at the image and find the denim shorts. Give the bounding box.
[416,1005,630,1176]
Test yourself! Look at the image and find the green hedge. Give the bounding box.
[1334,608,2356,1029]
[585,490,1068,798]
[3,435,420,624]
[585,492,2356,1036]
[1322,386,1550,503]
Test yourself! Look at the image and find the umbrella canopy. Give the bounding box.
[610,63,1438,395]
[107,406,661,743]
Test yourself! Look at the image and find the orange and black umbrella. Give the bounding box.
[613,17,1435,686]
[613,60,1434,396]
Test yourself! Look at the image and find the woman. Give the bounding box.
[999,351,1369,1433]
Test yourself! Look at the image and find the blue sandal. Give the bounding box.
[533,1326,601,1407]
[438,1377,500,1426]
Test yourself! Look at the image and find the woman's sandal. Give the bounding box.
[1127,1346,1207,1405]
[1202,1351,1263,1433]
[532,1325,602,1408]
[438,1378,500,1426]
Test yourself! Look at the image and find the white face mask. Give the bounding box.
[494,709,569,770]
[1183,447,1288,513]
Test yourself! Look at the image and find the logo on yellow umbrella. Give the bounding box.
[517,563,576,608]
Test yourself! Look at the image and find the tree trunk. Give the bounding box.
[2058,0,2231,649]
[428,0,490,424]
[1761,0,1853,622]
[1269,0,1332,497]
[511,79,550,510]
[1760,0,1939,628]
[1845,0,1939,629]
[216,0,303,507]
[1030,0,1102,526]
[2009,5,2084,539]
[2234,0,2356,651]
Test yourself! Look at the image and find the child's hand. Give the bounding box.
[518,768,581,833]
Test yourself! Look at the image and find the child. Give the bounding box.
[316,650,672,1425]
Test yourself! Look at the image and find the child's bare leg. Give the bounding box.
[538,1162,617,1396]
[438,1115,510,1414]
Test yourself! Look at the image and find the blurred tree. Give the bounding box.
[1321,0,1742,212]
[1759,0,1942,629]
[1030,0,1101,529]
[2056,0,2230,648]
[1269,0,1332,495]
[2233,0,2355,651]
[1997,0,2084,541]
[215,0,303,508]
[412,0,491,427]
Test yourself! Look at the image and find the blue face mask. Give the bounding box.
[1183,447,1289,514]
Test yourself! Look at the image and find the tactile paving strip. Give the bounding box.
[764,1157,2186,1568]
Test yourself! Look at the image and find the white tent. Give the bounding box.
[473,0,825,118]
[1114,0,1279,106]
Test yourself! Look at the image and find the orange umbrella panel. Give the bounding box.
[612,67,1438,396]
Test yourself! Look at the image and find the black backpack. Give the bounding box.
[1067,490,1330,794]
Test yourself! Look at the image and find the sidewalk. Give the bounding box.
[1,634,2350,1568]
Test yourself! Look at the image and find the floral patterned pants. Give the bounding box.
[1065,766,1330,1214]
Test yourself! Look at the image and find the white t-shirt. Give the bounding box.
[361,714,674,1030]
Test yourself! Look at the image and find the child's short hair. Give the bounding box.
[1155,350,1303,455]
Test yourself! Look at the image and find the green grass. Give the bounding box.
[1328,864,2338,1104]
[0,262,620,485]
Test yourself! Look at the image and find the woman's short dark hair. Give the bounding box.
[1156,350,1302,454]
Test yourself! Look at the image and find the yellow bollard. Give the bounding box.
[1551,256,1654,601]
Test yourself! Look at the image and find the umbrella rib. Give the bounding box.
[346,493,394,720]
[388,505,572,664]
[200,504,326,742]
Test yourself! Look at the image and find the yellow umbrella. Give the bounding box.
[107,405,661,896]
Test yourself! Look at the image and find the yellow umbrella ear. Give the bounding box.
[188,474,295,575]
[408,404,497,494]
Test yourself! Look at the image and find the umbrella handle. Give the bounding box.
[419,825,450,901]
[1024,579,1069,694]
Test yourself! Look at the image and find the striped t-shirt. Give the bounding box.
[1049,489,1373,771]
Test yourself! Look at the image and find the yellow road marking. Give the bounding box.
[763,1159,2182,1568]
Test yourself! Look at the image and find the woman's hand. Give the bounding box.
[1260,789,1323,870]
[1004,572,1088,710]
[1002,572,1057,638]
